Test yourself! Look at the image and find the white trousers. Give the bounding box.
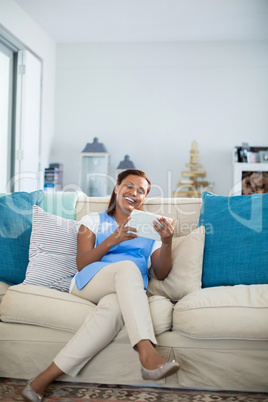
[53,260,157,377]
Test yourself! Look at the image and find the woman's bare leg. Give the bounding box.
[136,340,167,370]
[27,362,63,395]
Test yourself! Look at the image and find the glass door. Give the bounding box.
[0,30,43,194]
[0,43,14,193]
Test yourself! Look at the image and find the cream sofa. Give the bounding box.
[0,196,267,392]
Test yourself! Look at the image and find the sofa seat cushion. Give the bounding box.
[0,285,173,336]
[173,285,268,340]
[0,285,96,333]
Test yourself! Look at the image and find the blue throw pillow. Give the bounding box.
[198,192,268,287]
[0,190,44,285]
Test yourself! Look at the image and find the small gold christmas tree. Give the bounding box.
[173,141,210,198]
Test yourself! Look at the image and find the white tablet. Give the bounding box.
[127,210,173,241]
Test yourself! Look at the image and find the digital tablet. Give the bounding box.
[127,209,173,241]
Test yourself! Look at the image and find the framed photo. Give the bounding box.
[241,171,268,195]
[259,151,268,163]
[233,163,268,195]
[246,152,258,163]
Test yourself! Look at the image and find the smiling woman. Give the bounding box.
[22,168,179,402]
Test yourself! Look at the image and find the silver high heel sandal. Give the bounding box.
[141,360,180,381]
[21,378,43,402]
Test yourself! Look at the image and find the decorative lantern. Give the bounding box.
[79,137,109,196]
[115,155,135,178]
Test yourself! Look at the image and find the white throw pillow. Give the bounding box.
[23,206,78,292]
[147,226,205,301]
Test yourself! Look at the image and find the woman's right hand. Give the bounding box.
[108,217,138,246]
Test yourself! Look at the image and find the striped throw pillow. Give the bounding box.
[23,206,78,292]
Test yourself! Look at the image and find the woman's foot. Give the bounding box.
[141,360,180,381]
[21,363,63,401]
[139,349,167,370]
[21,378,43,401]
[136,339,180,380]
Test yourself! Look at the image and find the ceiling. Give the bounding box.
[14,0,268,43]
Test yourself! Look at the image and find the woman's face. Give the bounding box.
[115,174,149,215]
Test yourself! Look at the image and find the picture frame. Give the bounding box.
[259,151,268,163]
[241,171,268,195]
[232,163,268,195]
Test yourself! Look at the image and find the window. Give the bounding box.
[0,29,42,193]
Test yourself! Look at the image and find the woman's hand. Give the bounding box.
[153,217,174,244]
[108,217,138,246]
[77,219,138,271]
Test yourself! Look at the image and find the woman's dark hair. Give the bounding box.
[107,169,151,216]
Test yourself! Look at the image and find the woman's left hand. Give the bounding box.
[153,217,174,244]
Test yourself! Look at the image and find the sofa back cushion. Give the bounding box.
[199,192,268,287]
[76,196,202,237]
[23,206,78,292]
[0,190,44,285]
[39,191,79,220]
[148,227,205,301]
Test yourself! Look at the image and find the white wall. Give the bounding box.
[1,2,267,197]
[0,0,56,174]
[52,41,268,196]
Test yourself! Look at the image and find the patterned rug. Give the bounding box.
[0,378,268,402]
